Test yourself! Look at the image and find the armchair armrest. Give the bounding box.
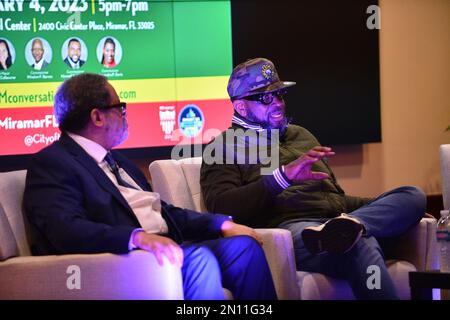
[0,250,183,300]
[383,217,438,271]
[256,228,300,299]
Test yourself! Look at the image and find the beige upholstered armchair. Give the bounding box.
[440,144,450,211]
[149,157,438,300]
[0,170,184,299]
[149,158,300,300]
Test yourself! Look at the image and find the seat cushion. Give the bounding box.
[296,259,417,300]
[385,259,417,300]
[297,271,354,300]
[180,161,207,212]
[0,205,18,261]
[0,170,30,256]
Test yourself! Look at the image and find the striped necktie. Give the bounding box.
[104,152,137,189]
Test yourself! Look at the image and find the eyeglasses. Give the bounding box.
[98,102,127,117]
[242,89,288,105]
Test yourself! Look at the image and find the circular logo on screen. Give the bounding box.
[178,104,204,138]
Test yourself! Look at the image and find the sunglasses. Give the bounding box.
[98,102,127,116]
[242,89,288,105]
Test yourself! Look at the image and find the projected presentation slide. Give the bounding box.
[0,0,233,156]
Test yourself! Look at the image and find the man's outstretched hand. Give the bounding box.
[283,146,335,182]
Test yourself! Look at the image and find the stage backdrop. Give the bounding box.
[0,0,233,156]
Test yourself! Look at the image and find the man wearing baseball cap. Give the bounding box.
[200,58,426,299]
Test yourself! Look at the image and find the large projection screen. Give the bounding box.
[0,0,233,156]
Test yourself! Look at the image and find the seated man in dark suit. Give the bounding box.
[23,73,277,300]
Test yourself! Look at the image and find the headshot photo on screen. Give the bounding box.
[97,36,122,69]
[26,37,52,70]
[0,38,15,70]
[62,37,87,69]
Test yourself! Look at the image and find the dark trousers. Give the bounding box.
[279,186,426,299]
[181,235,278,300]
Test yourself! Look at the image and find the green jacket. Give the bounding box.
[200,116,371,228]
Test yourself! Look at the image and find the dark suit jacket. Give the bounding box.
[24,133,230,255]
[63,57,85,68]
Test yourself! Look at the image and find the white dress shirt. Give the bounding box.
[33,58,44,70]
[66,58,80,69]
[67,132,168,249]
